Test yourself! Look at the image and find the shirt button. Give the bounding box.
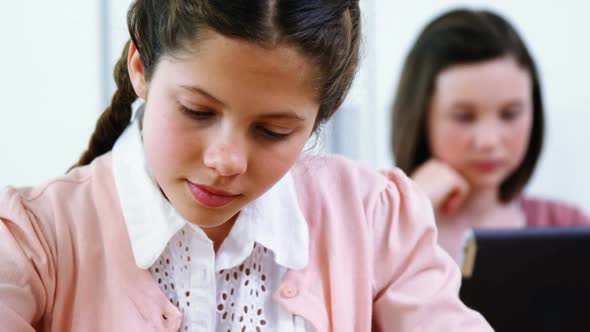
[201,268,208,281]
[281,285,298,298]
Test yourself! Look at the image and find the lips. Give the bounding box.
[473,160,502,173]
[186,181,240,208]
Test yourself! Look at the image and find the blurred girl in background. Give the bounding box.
[388,8,590,262]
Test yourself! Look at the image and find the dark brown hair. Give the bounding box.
[73,0,361,168]
[391,8,544,202]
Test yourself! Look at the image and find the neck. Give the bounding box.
[448,186,526,229]
[201,214,238,253]
[460,187,503,217]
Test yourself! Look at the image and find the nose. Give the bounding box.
[203,141,248,177]
[473,121,502,150]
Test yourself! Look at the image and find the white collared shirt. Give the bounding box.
[112,115,311,331]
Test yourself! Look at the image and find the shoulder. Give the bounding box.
[520,195,590,227]
[290,154,430,224]
[1,167,89,224]
[290,155,393,211]
[291,154,389,193]
[3,154,109,207]
[0,153,117,238]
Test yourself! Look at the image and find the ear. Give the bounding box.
[127,41,147,99]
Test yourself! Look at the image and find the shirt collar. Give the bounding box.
[215,169,309,271]
[112,112,309,271]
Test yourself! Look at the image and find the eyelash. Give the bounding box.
[501,109,522,121]
[181,107,215,119]
[257,126,290,140]
[180,107,291,140]
[452,112,475,123]
[451,109,523,124]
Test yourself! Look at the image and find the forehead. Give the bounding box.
[433,57,532,106]
[153,32,320,114]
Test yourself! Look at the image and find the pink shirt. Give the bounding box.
[0,153,492,331]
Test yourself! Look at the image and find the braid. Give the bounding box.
[71,41,137,169]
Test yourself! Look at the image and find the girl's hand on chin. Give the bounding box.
[411,159,470,217]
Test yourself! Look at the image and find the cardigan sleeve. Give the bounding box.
[0,187,55,331]
[369,169,492,331]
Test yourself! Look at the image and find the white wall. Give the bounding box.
[0,1,102,186]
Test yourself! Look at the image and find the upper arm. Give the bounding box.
[0,190,54,330]
[369,169,492,332]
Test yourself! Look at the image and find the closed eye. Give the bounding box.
[452,112,476,123]
[181,106,215,119]
[258,126,291,140]
[500,109,523,121]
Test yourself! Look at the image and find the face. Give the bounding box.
[131,32,319,230]
[427,56,533,191]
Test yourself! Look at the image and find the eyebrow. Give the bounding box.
[258,112,306,122]
[180,84,307,121]
[448,102,475,111]
[502,100,526,108]
[450,99,527,110]
[180,85,226,107]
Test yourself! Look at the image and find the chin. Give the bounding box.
[191,202,243,225]
[468,175,505,191]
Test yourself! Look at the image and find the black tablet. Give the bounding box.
[459,227,590,332]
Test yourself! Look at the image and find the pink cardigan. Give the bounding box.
[520,196,590,227]
[0,153,491,331]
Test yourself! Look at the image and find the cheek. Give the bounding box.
[249,136,308,191]
[429,122,471,165]
[142,109,200,179]
[507,117,533,161]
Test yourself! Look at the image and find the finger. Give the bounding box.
[442,182,470,216]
